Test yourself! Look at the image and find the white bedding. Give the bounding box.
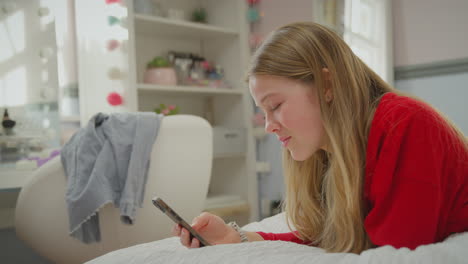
[87,213,468,264]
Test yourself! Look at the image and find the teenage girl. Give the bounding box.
[173,22,468,253]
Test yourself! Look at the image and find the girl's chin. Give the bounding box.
[289,151,310,162]
[289,148,317,161]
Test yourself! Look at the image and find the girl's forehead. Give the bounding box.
[251,75,311,95]
[249,76,285,101]
[250,75,290,91]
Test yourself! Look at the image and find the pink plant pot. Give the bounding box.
[144,67,177,85]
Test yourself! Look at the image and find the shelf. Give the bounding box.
[0,134,45,143]
[204,195,250,217]
[134,14,239,38]
[253,127,267,139]
[204,203,250,217]
[0,169,34,192]
[60,116,81,122]
[137,83,244,96]
[213,153,246,159]
[205,195,245,208]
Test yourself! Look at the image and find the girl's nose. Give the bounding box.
[265,116,280,134]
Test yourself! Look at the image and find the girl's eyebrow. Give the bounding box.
[258,92,279,106]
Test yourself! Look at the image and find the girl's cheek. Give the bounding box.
[276,111,289,128]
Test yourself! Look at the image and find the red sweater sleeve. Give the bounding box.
[364,94,468,249]
[256,231,310,245]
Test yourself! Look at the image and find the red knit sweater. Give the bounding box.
[258,92,468,249]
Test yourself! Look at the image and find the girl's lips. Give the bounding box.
[280,136,291,147]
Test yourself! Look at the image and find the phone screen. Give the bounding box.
[152,197,211,247]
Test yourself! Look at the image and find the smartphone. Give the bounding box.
[152,197,211,247]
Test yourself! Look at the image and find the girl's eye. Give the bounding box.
[271,103,282,111]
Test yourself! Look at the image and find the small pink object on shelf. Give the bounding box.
[144,67,177,86]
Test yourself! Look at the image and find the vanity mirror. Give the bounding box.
[0,0,73,189]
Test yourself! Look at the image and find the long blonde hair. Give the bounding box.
[247,22,460,253]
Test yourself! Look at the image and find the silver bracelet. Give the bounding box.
[228,221,248,243]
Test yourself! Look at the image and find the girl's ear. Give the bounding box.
[322,68,333,102]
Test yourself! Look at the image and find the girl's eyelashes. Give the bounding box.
[271,103,282,111]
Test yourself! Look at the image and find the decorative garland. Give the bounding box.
[104,0,126,106]
[246,0,263,51]
[105,0,122,4]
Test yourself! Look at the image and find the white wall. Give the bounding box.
[392,0,468,67]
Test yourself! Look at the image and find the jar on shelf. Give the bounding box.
[144,67,177,85]
[144,56,177,85]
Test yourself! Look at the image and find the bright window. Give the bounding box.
[314,0,393,83]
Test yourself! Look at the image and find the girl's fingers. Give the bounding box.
[180,228,190,247]
[172,224,181,236]
[179,227,200,249]
[190,238,200,248]
[191,213,210,230]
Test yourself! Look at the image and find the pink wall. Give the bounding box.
[255,0,314,37]
[392,0,468,67]
[255,0,468,67]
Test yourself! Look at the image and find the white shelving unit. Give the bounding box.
[129,0,257,224]
[74,0,258,224]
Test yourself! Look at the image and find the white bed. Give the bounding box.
[87,212,468,264]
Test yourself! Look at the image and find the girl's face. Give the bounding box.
[249,75,327,161]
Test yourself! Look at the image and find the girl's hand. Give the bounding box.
[172,212,240,248]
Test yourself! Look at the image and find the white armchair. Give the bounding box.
[14,115,213,264]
